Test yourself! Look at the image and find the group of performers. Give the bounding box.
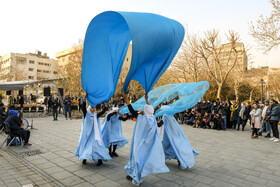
[74,93,198,186]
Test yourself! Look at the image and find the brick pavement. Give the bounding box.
[0,115,279,187]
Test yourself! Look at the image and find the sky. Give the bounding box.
[0,0,279,68]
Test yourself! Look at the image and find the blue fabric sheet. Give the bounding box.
[120,81,209,117]
[81,11,184,107]
[101,114,128,149]
[161,114,198,169]
[125,114,169,185]
[74,113,112,162]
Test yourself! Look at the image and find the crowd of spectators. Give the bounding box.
[181,98,280,143]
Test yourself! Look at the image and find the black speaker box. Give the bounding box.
[44,87,51,96]
[58,88,64,96]
[19,90,23,95]
[6,91,11,95]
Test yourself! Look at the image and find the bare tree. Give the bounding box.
[172,33,203,82]
[194,30,240,99]
[249,0,280,53]
[62,45,83,96]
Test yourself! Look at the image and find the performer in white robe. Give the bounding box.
[102,107,128,157]
[124,94,169,186]
[75,104,111,166]
[157,108,199,169]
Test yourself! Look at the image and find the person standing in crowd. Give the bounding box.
[52,98,59,121]
[218,101,228,129]
[230,101,240,129]
[19,95,24,108]
[200,100,208,116]
[124,94,169,185]
[237,102,248,131]
[47,96,52,113]
[258,100,271,137]
[250,104,262,138]
[267,100,280,143]
[64,95,72,120]
[79,96,84,112]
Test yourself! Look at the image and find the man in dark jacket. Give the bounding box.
[52,98,59,121]
[64,95,72,120]
[4,110,31,146]
[267,100,280,143]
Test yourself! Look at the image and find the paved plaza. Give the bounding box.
[0,115,280,187]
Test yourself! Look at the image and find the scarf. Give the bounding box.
[87,106,102,145]
[239,105,246,119]
[230,104,239,121]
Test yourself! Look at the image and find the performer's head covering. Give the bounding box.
[8,110,18,116]
[112,107,119,112]
[144,104,154,118]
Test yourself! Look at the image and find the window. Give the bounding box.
[28,76,34,80]
[29,68,34,71]
[29,60,35,64]
[53,71,58,74]
[38,62,44,65]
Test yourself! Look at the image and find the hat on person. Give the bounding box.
[8,110,18,116]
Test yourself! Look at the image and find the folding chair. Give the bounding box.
[0,122,23,150]
[23,107,30,113]
[30,106,37,113]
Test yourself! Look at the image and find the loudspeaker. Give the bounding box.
[44,87,51,96]
[6,91,11,95]
[19,90,23,95]
[58,88,64,96]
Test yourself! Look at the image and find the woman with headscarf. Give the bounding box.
[157,105,199,170]
[124,94,169,186]
[74,102,111,166]
[250,103,262,138]
[237,102,249,131]
[101,107,128,157]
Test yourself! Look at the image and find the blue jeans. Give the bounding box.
[259,120,271,135]
[65,106,72,118]
[223,115,227,129]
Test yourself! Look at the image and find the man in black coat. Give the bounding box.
[4,110,31,146]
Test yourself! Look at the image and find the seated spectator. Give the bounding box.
[185,109,196,125]
[214,113,224,130]
[193,113,202,128]
[4,110,31,146]
[201,112,211,129]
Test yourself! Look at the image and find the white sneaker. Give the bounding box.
[273,138,280,143]
[270,137,276,141]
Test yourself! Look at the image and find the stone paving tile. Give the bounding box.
[210,180,237,187]
[83,173,107,184]
[95,179,120,187]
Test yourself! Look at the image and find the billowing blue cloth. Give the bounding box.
[162,114,198,169]
[75,113,112,162]
[81,11,184,107]
[101,114,128,149]
[125,115,169,185]
[120,81,209,117]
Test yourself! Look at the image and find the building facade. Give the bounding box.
[0,51,59,82]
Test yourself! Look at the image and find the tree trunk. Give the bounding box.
[249,89,254,103]
[234,84,239,102]
[217,84,222,99]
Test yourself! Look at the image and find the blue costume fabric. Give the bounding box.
[125,114,169,185]
[81,11,184,107]
[120,81,209,117]
[101,114,128,149]
[74,111,112,162]
[161,114,198,169]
